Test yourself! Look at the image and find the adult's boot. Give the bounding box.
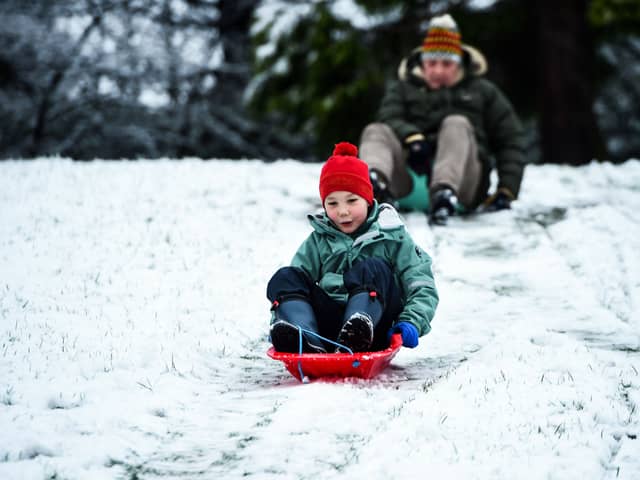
[429,188,458,226]
[269,299,326,353]
[336,291,383,352]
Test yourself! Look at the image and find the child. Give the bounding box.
[267,142,438,353]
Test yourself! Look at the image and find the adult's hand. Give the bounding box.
[405,134,433,175]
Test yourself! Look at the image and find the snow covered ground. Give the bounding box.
[1,158,639,480]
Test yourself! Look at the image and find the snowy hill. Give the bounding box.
[1,158,639,479]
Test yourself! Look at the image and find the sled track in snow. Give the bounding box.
[106,335,476,479]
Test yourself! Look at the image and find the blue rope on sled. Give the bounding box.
[295,326,360,383]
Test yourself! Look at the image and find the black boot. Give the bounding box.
[429,188,458,226]
[369,170,395,206]
[270,299,327,353]
[336,291,383,352]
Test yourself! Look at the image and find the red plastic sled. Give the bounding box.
[267,334,403,382]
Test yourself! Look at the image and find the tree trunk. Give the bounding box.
[216,0,255,102]
[31,14,102,155]
[534,0,605,165]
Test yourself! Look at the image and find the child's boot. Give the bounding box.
[269,299,327,353]
[336,291,383,352]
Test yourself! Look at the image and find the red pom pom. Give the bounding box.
[333,142,358,157]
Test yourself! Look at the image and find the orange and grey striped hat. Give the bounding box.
[421,14,462,63]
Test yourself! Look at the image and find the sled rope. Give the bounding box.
[294,326,354,354]
[295,326,360,382]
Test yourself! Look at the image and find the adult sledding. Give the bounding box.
[358,14,526,225]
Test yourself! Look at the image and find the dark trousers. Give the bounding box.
[266,258,403,350]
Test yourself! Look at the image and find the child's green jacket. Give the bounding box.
[291,202,438,335]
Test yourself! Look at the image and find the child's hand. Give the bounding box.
[388,322,419,348]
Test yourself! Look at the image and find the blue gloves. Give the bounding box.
[388,322,419,348]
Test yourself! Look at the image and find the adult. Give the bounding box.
[360,14,526,225]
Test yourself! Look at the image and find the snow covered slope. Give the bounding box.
[1,158,639,479]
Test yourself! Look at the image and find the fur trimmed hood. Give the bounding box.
[398,44,488,83]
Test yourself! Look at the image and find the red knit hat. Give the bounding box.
[421,14,462,63]
[319,142,373,206]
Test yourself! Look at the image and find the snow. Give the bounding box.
[1,158,639,479]
[252,2,314,46]
[330,0,403,29]
[252,0,402,53]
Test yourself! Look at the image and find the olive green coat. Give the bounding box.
[291,202,438,336]
[378,46,526,199]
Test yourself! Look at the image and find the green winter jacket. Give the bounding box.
[291,202,438,336]
[378,45,527,203]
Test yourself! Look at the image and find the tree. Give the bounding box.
[248,1,416,158]
[0,0,299,160]
[589,0,640,160]
[0,1,99,157]
[172,0,308,160]
[533,0,605,165]
[2,0,637,161]
[248,0,638,163]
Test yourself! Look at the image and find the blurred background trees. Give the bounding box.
[0,0,305,160]
[1,0,638,163]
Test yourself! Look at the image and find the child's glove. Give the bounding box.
[388,322,419,348]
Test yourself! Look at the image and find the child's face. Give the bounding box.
[324,191,369,234]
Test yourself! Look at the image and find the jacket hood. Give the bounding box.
[307,202,404,240]
[397,44,488,83]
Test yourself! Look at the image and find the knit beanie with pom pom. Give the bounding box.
[421,14,462,63]
[319,142,374,206]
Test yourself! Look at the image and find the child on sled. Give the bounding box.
[267,142,439,353]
